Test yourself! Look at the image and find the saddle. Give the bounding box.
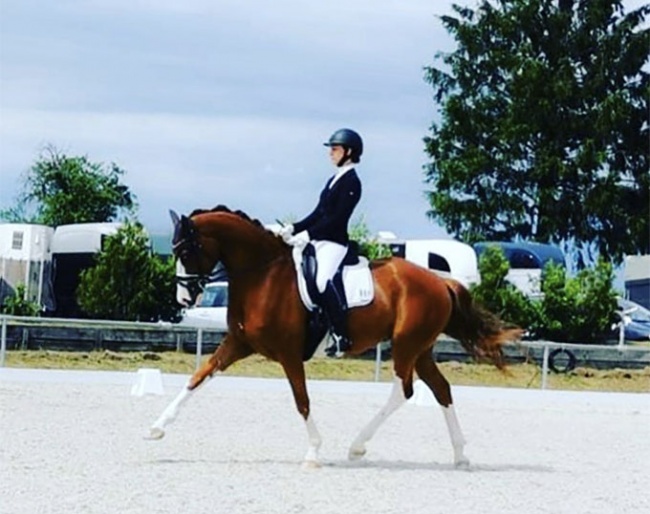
[293,242,374,312]
[292,242,374,361]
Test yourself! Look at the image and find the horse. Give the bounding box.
[147,205,523,468]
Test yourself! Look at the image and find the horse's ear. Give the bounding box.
[169,209,180,227]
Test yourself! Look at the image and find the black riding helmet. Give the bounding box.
[324,128,363,166]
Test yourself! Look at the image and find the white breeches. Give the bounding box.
[313,240,347,293]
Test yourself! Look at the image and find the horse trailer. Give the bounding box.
[0,223,55,311]
[50,222,121,317]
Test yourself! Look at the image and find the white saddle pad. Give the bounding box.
[292,246,374,311]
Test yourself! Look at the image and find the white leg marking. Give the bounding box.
[442,403,470,468]
[302,415,323,469]
[348,376,406,460]
[146,380,195,440]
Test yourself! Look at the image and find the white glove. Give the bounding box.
[269,224,292,238]
[279,224,294,241]
[286,230,310,248]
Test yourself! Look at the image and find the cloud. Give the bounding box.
[0,0,460,239]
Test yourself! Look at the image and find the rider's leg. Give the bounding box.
[314,240,347,294]
[321,278,351,356]
[313,241,350,357]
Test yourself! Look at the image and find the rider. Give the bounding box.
[279,128,363,357]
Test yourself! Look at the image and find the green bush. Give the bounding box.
[470,245,540,330]
[472,245,618,343]
[537,260,617,343]
[349,217,392,260]
[0,284,41,316]
[77,222,180,322]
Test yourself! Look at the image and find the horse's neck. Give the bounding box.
[207,215,285,274]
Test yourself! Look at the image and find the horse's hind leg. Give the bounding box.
[348,375,408,461]
[147,336,252,440]
[414,351,469,468]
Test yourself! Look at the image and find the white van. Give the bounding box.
[178,281,229,330]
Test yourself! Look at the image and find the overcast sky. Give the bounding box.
[0,0,645,240]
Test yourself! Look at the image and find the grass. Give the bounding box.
[3,349,650,393]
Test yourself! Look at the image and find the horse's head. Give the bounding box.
[170,209,218,307]
[170,206,287,307]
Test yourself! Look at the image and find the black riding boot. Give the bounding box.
[321,280,351,358]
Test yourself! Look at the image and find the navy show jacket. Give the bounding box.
[293,169,361,246]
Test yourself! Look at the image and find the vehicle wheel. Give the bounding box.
[548,348,577,374]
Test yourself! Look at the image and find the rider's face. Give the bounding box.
[329,145,346,166]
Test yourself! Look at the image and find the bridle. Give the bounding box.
[172,219,213,304]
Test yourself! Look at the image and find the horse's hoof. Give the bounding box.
[145,427,165,440]
[301,460,322,470]
[454,458,470,470]
[348,447,366,461]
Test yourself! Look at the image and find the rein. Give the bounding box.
[174,233,289,293]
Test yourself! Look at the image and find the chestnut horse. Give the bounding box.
[148,206,522,467]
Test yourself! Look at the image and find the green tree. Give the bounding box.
[424,0,649,267]
[470,245,618,342]
[0,146,136,225]
[77,223,179,322]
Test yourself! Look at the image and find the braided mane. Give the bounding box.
[189,204,270,233]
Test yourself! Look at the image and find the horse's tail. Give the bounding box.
[443,278,523,370]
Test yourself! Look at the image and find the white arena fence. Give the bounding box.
[1,314,648,390]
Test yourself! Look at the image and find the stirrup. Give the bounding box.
[324,333,350,358]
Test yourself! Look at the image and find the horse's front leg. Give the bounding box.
[280,357,322,468]
[146,335,252,440]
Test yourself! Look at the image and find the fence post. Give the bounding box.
[374,343,382,382]
[1,316,7,367]
[195,328,203,371]
[541,344,550,390]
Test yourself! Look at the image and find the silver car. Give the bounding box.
[178,281,228,330]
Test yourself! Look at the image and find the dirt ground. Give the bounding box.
[1,368,648,514]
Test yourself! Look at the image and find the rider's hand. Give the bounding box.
[279,224,294,241]
[286,230,309,248]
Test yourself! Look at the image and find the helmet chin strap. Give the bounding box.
[336,148,352,167]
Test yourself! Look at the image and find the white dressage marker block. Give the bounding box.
[131,368,165,396]
[408,380,436,406]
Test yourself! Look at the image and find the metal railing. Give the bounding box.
[1,314,648,390]
[0,314,220,370]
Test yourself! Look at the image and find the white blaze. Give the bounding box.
[175,260,193,306]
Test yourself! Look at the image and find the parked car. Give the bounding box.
[178,281,228,330]
[612,298,650,342]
